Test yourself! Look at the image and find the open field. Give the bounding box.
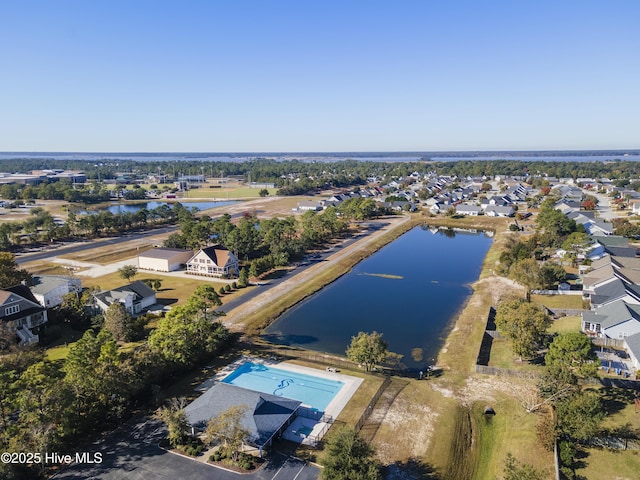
[185,186,279,199]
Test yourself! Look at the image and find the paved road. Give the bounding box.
[15,226,178,265]
[219,222,388,315]
[51,418,319,480]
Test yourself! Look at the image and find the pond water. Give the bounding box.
[262,226,493,370]
[81,200,238,215]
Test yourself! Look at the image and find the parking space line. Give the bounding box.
[292,464,306,480]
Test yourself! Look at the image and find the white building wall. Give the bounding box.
[138,257,170,272]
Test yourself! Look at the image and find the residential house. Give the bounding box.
[29,275,82,308]
[0,285,48,344]
[93,281,157,316]
[624,332,640,370]
[186,246,239,278]
[484,206,514,217]
[295,201,323,212]
[582,299,640,339]
[138,248,194,272]
[455,204,482,216]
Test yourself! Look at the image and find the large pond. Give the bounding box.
[262,226,493,370]
[80,200,238,215]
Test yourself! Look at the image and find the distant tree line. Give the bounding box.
[0,203,188,249]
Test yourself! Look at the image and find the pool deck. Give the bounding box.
[196,355,363,445]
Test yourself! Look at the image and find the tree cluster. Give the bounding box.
[0,286,230,479]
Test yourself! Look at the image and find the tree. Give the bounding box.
[204,405,249,461]
[103,302,143,342]
[117,264,138,282]
[0,252,31,289]
[148,303,229,366]
[495,300,551,361]
[555,390,604,441]
[545,332,598,380]
[155,398,188,448]
[346,331,388,372]
[188,285,222,320]
[321,427,381,480]
[501,453,546,480]
[238,268,248,288]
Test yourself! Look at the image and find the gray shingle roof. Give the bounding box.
[184,383,301,447]
[583,299,640,329]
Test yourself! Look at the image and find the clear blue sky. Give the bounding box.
[1,0,638,152]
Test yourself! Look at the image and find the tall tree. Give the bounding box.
[0,252,32,288]
[103,302,143,342]
[346,331,388,372]
[204,405,249,461]
[495,300,551,361]
[321,427,382,480]
[155,398,189,448]
[117,264,138,282]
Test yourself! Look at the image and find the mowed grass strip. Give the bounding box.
[530,293,585,310]
[472,400,554,480]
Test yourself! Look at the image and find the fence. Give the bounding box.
[354,375,392,433]
[531,289,583,296]
[581,436,640,450]
[474,365,539,379]
[297,406,333,423]
[592,337,626,348]
[545,308,588,317]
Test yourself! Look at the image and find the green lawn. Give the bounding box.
[576,447,640,479]
[487,337,541,372]
[530,294,584,309]
[548,315,581,334]
[472,401,554,480]
[185,187,278,199]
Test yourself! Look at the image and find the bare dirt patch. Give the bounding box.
[374,381,441,465]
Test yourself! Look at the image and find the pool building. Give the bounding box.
[183,359,362,456]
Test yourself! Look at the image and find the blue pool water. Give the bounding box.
[221,362,344,411]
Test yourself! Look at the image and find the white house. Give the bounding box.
[295,201,323,212]
[29,275,82,308]
[455,204,482,216]
[0,285,48,344]
[582,299,640,339]
[623,332,640,370]
[93,281,157,316]
[138,248,194,272]
[484,206,514,217]
[186,246,239,278]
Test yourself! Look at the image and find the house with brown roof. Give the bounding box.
[0,285,48,345]
[186,246,239,278]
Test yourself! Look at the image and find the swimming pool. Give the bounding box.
[221,362,345,412]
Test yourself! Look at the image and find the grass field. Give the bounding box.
[530,294,585,309]
[185,186,278,199]
[576,448,640,480]
[548,315,581,334]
